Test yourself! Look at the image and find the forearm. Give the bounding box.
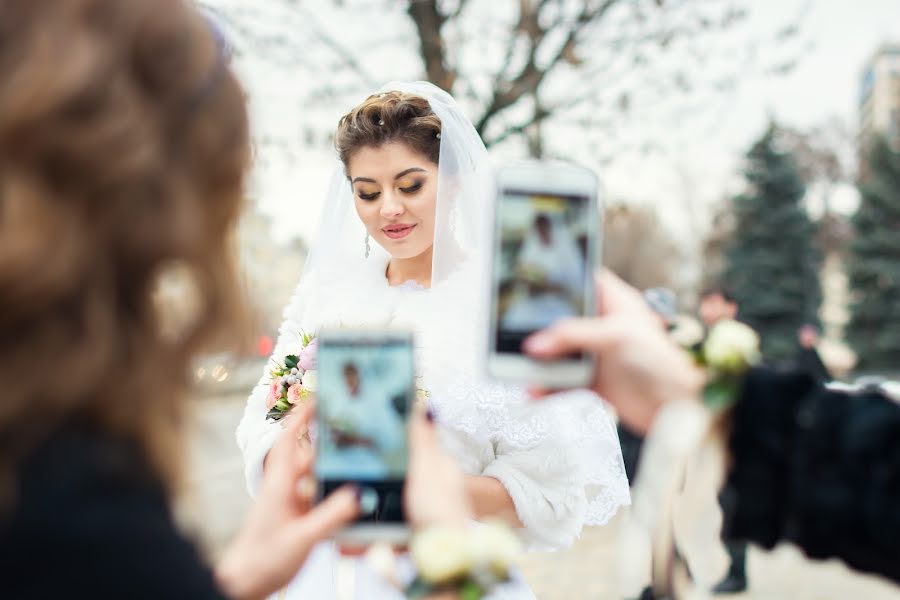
[464,475,524,527]
[215,548,266,600]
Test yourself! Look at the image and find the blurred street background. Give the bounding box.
[175,1,900,597]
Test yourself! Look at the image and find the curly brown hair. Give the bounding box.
[0,0,250,507]
[334,91,441,175]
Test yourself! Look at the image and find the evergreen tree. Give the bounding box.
[723,124,822,362]
[846,137,900,373]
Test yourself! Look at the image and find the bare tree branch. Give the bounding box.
[407,0,456,91]
[475,0,622,142]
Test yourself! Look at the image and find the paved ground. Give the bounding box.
[179,390,900,599]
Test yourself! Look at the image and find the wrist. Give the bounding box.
[215,537,268,600]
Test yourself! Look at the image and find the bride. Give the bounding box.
[236,81,630,599]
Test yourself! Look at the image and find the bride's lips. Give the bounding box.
[382,223,417,240]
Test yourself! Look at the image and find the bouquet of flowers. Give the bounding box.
[265,331,318,422]
[691,319,761,411]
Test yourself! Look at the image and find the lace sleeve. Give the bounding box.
[434,378,630,550]
[234,282,311,497]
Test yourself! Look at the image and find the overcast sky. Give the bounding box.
[214,0,900,246]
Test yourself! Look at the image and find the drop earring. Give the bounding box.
[365,233,371,259]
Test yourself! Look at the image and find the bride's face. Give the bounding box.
[348,141,437,261]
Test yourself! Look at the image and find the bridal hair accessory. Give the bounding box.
[406,521,522,599]
[364,233,371,258]
[264,331,318,422]
[435,132,441,139]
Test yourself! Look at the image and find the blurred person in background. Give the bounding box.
[698,286,739,331]
[794,323,832,383]
[526,272,900,588]
[695,285,749,593]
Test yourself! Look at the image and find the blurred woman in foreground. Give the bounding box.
[0,1,367,597]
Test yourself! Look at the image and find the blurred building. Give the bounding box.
[859,44,900,170]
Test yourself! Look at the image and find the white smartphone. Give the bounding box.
[314,329,413,545]
[487,160,601,388]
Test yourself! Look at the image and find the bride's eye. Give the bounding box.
[357,190,380,201]
[399,181,423,194]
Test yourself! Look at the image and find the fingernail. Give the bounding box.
[425,408,435,423]
[523,334,548,353]
[357,487,378,515]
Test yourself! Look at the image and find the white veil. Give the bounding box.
[299,80,492,299]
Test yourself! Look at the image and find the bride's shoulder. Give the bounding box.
[283,258,393,324]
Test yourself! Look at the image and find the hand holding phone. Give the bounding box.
[487,160,601,388]
[315,330,414,545]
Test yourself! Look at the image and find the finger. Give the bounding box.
[408,409,437,453]
[291,485,359,542]
[295,474,317,507]
[283,402,315,438]
[523,317,627,359]
[595,270,653,317]
[268,413,316,481]
[526,385,557,400]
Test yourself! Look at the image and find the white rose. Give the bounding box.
[703,320,761,372]
[300,369,318,393]
[470,522,522,576]
[411,527,472,583]
[669,315,705,349]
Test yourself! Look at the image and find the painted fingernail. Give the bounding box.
[357,487,378,515]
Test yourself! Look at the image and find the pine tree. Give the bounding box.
[846,136,900,373]
[723,124,822,362]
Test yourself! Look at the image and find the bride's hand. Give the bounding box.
[216,403,359,600]
[524,270,704,434]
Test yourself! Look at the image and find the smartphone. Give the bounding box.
[315,329,413,544]
[487,160,600,388]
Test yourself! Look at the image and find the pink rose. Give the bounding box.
[266,377,283,410]
[298,338,318,371]
[287,383,304,405]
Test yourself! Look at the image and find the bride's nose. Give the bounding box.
[380,191,405,218]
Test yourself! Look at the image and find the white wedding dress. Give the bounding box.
[235,81,629,600]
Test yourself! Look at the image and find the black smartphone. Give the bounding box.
[315,329,412,544]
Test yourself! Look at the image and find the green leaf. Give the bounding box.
[284,355,299,369]
[703,380,738,411]
[275,398,291,412]
[460,581,484,600]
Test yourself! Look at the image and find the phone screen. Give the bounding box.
[492,190,592,355]
[316,335,411,525]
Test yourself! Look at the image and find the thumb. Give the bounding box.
[524,317,627,359]
[408,410,438,455]
[289,486,359,543]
